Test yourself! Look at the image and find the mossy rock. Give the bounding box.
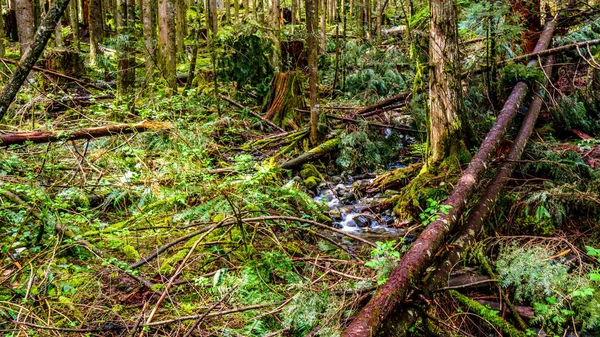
[304,176,321,189]
[121,244,141,263]
[300,163,321,179]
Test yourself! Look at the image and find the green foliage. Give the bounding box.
[419,198,452,226]
[337,127,405,172]
[495,245,600,334]
[549,95,600,134]
[220,25,274,94]
[365,240,402,285]
[341,42,410,102]
[500,63,545,86]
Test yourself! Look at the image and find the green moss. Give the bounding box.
[304,176,320,189]
[300,164,321,179]
[160,249,189,275]
[121,244,141,262]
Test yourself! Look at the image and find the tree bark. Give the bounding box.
[142,0,156,78]
[69,0,80,51]
[175,0,186,54]
[16,0,35,57]
[305,0,319,144]
[0,121,173,146]
[116,0,135,97]
[158,0,177,91]
[341,19,556,337]
[0,0,72,119]
[428,0,466,163]
[0,0,5,57]
[88,0,103,64]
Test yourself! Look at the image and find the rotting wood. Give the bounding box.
[278,137,340,170]
[0,0,73,119]
[342,18,556,337]
[0,121,173,146]
[218,94,285,132]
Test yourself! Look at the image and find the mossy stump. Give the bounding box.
[264,71,306,130]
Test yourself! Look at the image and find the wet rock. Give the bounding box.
[354,215,370,227]
[369,227,387,234]
[352,180,371,192]
[331,176,342,184]
[300,163,321,179]
[329,208,342,220]
[380,215,394,225]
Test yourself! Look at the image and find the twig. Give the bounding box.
[219,94,285,132]
[181,286,238,337]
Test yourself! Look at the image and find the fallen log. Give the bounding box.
[278,137,340,170]
[218,94,285,133]
[325,114,424,134]
[0,121,173,146]
[0,0,73,119]
[342,18,556,337]
[426,55,555,300]
[349,91,411,117]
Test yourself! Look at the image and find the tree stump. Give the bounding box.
[41,49,85,79]
[263,71,306,130]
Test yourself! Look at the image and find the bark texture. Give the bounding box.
[0,121,173,146]
[279,137,340,169]
[16,0,35,56]
[305,0,319,144]
[88,0,104,64]
[158,0,177,90]
[342,19,556,337]
[428,0,465,163]
[0,0,72,119]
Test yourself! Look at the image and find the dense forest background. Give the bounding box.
[0,0,599,335]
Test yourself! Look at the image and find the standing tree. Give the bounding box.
[142,0,156,78]
[15,0,35,57]
[88,0,104,64]
[158,0,177,91]
[0,0,5,57]
[305,0,319,144]
[116,0,135,97]
[427,0,468,164]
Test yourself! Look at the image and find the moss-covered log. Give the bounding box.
[0,121,173,146]
[278,137,340,169]
[366,163,422,194]
[448,290,527,337]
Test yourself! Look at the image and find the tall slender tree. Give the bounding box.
[305,0,319,143]
[142,0,156,77]
[158,0,177,90]
[0,0,6,57]
[15,0,35,57]
[428,0,468,164]
[88,0,104,64]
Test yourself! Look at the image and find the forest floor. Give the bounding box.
[1,11,600,337]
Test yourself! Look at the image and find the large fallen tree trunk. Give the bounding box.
[342,19,556,337]
[0,121,173,146]
[428,55,555,296]
[0,0,72,119]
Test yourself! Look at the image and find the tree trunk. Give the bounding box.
[88,0,104,65]
[16,0,35,57]
[0,0,4,57]
[208,0,218,34]
[0,121,173,146]
[142,0,156,78]
[175,0,186,54]
[234,0,239,22]
[0,0,72,119]
[428,0,466,163]
[320,0,326,50]
[305,0,319,144]
[116,0,135,97]
[69,0,80,51]
[271,0,280,69]
[158,0,177,91]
